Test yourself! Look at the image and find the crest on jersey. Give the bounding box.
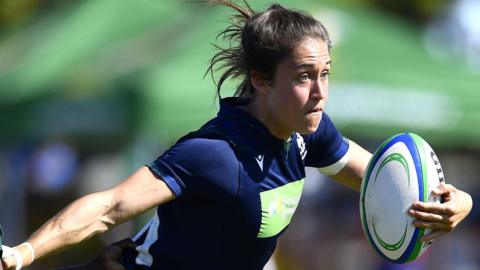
[255,154,264,171]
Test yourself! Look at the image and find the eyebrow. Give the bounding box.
[296,60,331,69]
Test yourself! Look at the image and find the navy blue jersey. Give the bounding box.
[121,97,349,270]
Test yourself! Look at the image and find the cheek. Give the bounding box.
[268,80,308,116]
[272,84,297,105]
[281,88,306,115]
[292,85,311,106]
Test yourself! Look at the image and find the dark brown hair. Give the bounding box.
[204,0,331,98]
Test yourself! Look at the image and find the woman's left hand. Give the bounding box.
[408,183,473,242]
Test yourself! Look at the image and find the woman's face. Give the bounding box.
[265,38,330,139]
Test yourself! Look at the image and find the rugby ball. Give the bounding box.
[360,133,445,263]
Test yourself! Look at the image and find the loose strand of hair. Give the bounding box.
[216,22,242,46]
[217,65,244,96]
[205,44,245,97]
[199,0,256,99]
[205,43,227,87]
[199,0,253,19]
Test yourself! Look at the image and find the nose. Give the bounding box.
[310,79,328,100]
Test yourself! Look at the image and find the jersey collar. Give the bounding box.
[218,97,292,147]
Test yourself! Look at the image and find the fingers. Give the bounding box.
[411,220,450,243]
[410,204,459,232]
[408,209,444,223]
[412,219,453,231]
[411,201,456,216]
[408,184,472,243]
[409,197,460,239]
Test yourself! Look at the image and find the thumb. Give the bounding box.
[432,183,455,196]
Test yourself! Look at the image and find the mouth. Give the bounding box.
[307,107,323,115]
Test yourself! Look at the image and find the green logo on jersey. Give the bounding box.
[257,179,304,238]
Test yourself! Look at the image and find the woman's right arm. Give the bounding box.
[2,166,174,269]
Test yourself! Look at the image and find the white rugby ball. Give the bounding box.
[360,133,445,263]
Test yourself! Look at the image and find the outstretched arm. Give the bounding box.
[2,166,174,269]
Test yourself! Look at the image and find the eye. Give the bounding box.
[320,71,330,80]
[299,73,311,82]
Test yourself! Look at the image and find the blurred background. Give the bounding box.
[0,0,479,269]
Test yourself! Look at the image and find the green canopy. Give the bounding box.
[1,0,479,147]
[323,4,480,147]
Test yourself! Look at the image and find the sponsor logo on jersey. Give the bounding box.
[257,179,304,238]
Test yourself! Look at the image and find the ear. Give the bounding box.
[250,71,270,95]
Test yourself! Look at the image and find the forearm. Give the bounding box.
[331,169,363,191]
[28,191,118,260]
[331,140,372,192]
[4,191,119,269]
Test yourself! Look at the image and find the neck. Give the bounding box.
[245,96,291,140]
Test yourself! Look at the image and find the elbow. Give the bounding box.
[64,193,118,240]
[51,218,107,245]
[100,215,116,231]
[100,190,124,230]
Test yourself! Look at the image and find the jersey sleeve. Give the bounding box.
[302,113,351,175]
[147,138,240,199]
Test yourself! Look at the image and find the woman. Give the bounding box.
[2,1,472,269]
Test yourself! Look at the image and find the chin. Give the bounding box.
[303,114,321,130]
[305,126,318,134]
[298,123,320,135]
[295,115,321,134]
[305,119,321,133]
